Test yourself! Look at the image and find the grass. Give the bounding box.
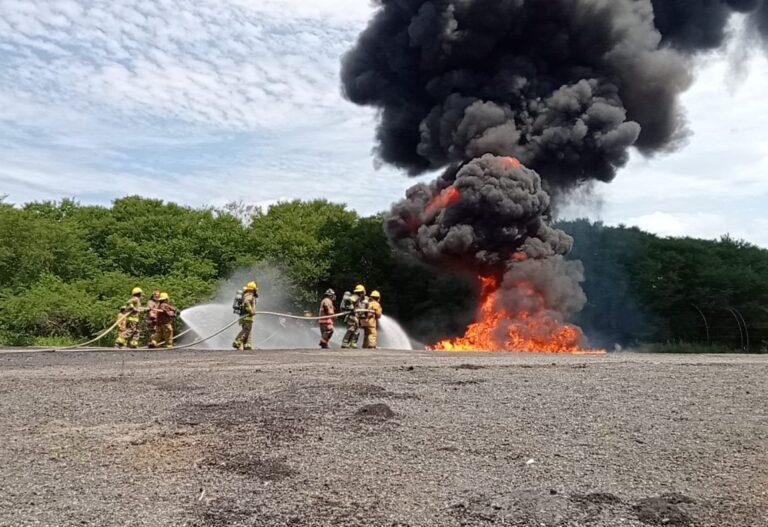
[645,341,750,354]
[30,336,80,347]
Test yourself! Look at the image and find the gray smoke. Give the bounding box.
[387,154,572,269]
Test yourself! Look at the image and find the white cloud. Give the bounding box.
[622,211,768,247]
[0,0,365,130]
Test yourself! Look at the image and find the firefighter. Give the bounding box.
[145,290,160,337]
[233,281,258,351]
[362,290,383,349]
[341,284,367,349]
[115,287,144,349]
[114,306,129,348]
[149,293,177,349]
[318,289,336,349]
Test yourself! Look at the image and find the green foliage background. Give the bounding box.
[1,196,766,351]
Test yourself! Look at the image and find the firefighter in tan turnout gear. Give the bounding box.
[145,290,160,337]
[318,289,336,349]
[233,281,258,351]
[150,293,177,349]
[115,287,144,349]
[362,290,383,349]
[341,284,368,349]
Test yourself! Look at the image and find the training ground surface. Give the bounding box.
[0,349,766,527]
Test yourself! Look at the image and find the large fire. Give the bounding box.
[431,275,603,354]
[416,156,603,354]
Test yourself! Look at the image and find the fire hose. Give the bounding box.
[154,310,368,351]
[35,315,194,353]
[35,313,131,353]
[37,309,369,353]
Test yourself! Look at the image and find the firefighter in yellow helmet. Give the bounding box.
[362,290,383,349]
[115,287,144,349]
[341,284,367,349]
[149,293,177,349]
[233,281,258,351]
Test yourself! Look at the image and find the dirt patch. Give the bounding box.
[194,500,254,527]
[207,452,295,481]
[634,493,696,526]
[446,379,485,386]
[342,383,416,400]
[176,399,307,442]
[178,400,259,429]
[355,403,395,420]
[571,492,623,505]
[150,380,208,394]
[453,364,485,370]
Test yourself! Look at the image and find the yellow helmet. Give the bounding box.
[245,281,259,292]
[370,290,381,300]
[158,292,170,301]
[354,284,366,294]
[132,287,143,296]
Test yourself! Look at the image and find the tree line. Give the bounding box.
[1,196,766,351]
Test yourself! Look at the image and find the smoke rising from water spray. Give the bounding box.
[342,0,766,349]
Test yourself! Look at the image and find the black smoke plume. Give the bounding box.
[652,0,767,52]
[342,0,764,346]
[342,0,765,187]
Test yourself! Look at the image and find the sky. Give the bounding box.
[0,0,766,246]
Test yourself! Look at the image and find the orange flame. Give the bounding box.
[501,156,522,169]
[431,275,604,354]
[424,186,460,217]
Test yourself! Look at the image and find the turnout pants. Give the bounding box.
[151,323,174,349]
[341,317,360,349]
[117,319,141,348]
[234,319,254,350]
[363,326,378,349]
[320,324,334,349]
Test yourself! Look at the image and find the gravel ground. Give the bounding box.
[0,348,766,526]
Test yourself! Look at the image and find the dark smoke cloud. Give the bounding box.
[342,0,765,189]
[652,0,766,51]
[386,155,573,269]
